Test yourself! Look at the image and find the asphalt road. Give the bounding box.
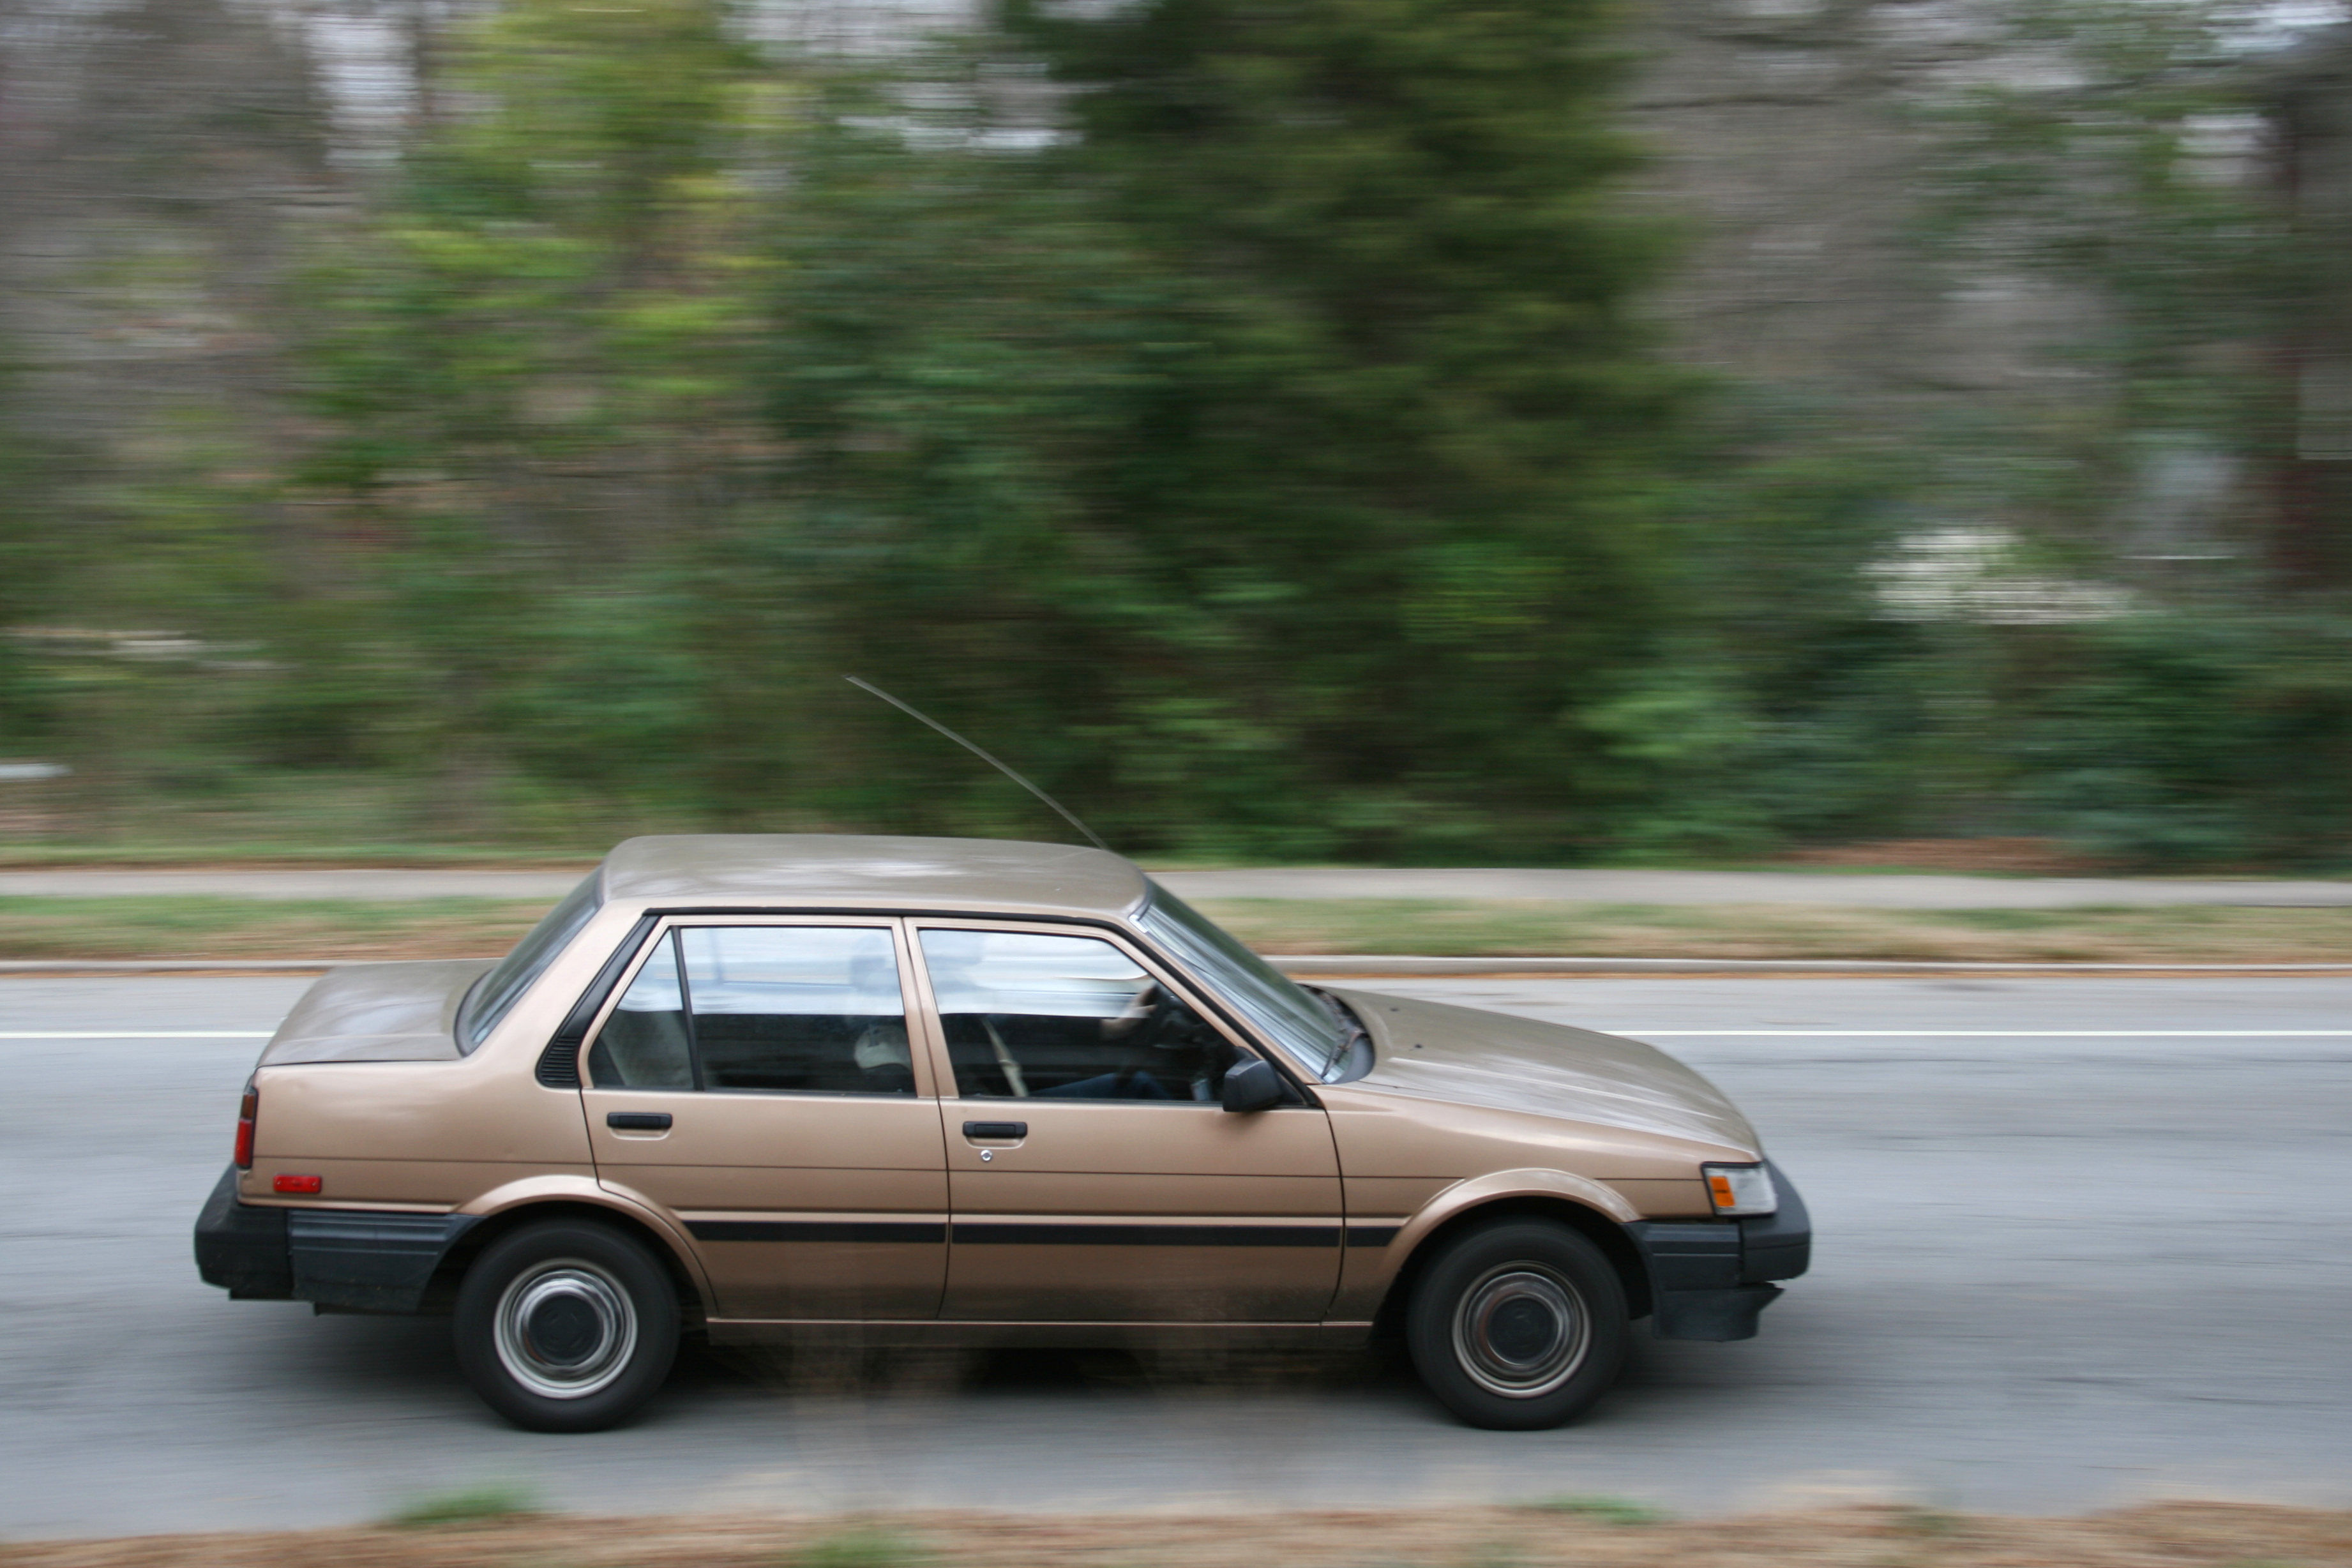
[1,974,2347,1536]
[7,865,2352,907]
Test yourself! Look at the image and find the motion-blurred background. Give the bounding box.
[2,0,2349,867]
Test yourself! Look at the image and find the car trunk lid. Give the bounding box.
[257,959,497,1065]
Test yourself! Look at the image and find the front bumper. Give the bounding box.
[1625,1158,1811,1342]
[193,1165,478,1313]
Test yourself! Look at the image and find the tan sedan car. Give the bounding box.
[195,835,1808,1431]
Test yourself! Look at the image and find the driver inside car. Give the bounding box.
[926,931,1239,1102]
[1027,983,1236,1101]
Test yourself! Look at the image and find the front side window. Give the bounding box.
[585,925,912,1096]
[919,928,1239,1103]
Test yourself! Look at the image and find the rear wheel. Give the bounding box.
[1405,1218,1627,1429]
[453,1218,679,1432]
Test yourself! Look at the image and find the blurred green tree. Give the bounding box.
[0,352,61,750]
[292,0,769,829]
[1918,0,2294,562]
[1888,0,2352,862]
[1036,0,1691,859]
[765,0,1694,858]
[41,0,2348,864]
[297,0,1703,857]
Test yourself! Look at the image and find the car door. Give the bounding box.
[911,921,1343,1323]
[579,917,949,1320]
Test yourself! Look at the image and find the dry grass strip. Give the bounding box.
[0,898,549,961]
[1198,900,2352,964]
[11,895,2352,965]
[4,1503,2349,1568]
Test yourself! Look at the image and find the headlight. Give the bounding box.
[1703,1163,1777,1216]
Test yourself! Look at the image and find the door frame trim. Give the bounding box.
[569,914,944,1101]
[901,915,1282,1106]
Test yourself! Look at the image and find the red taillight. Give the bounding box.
[233,1085,257,1169]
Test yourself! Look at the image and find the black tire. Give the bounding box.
[453,1218,680,1433]
[1404,1218,1629,1430]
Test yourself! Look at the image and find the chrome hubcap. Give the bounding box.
[494,1260,637,1399]
[1452,1265,1588,1398]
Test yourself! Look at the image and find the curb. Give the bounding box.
[6,954,2352,977]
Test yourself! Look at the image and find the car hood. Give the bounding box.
[1327,987,1760,1153]
[257,959,497,1065]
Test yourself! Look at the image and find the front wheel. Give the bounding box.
[453,1218,679,1432]
[1405,1219,1628,1429]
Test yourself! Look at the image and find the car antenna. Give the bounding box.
[844,675,1113,853]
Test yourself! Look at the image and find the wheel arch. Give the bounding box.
[435,1187,708,1325]
[1373,1195,1652,1338]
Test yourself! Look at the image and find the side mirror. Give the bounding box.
[1221,1057,1284,1113]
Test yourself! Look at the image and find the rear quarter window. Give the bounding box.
[459,872,605,1052]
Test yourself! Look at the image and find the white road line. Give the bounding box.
[1606,1029,2352,1037]
[5,1027,2349,1043]
[0,1030,275,1039]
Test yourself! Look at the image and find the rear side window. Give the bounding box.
[590,931,695,1088]
[461,872,603,1052]
[585,926,912,1096]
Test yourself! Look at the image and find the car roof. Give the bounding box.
[597,834,1150,921]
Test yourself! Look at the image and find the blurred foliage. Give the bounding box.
[379,1481,541,1529]
[2007,612,2352,861]
[1917,0,2295,516]
[743,0,1697,861]
[1524,1496,1670,1525]
[792,1530,926,1568]
[0,351,62,748]
[3,0,2350,866]
[1897,0,2352,863]
[283,0,1700,860]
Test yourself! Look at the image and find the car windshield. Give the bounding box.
[460,871,603,1052]
[1135,880,1350,1080]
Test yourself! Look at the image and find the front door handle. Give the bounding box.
[607,1112,673,1131]
[963,1120,1027,1140]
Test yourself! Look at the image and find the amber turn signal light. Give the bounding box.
[1701,1162,1777,1216]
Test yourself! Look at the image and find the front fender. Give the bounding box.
[1332,1168,1640,1319]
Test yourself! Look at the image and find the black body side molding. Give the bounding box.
[194,1165,479,1313]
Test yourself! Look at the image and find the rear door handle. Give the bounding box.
[963,1120,1027,1140]
[607,1112,673,1131]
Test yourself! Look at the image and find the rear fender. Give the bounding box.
[454,1174,713,1310]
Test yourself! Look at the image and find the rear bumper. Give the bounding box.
[1626,1159,1812,1342]
[193,1165,478,1313]
[194,1165,294,1299]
